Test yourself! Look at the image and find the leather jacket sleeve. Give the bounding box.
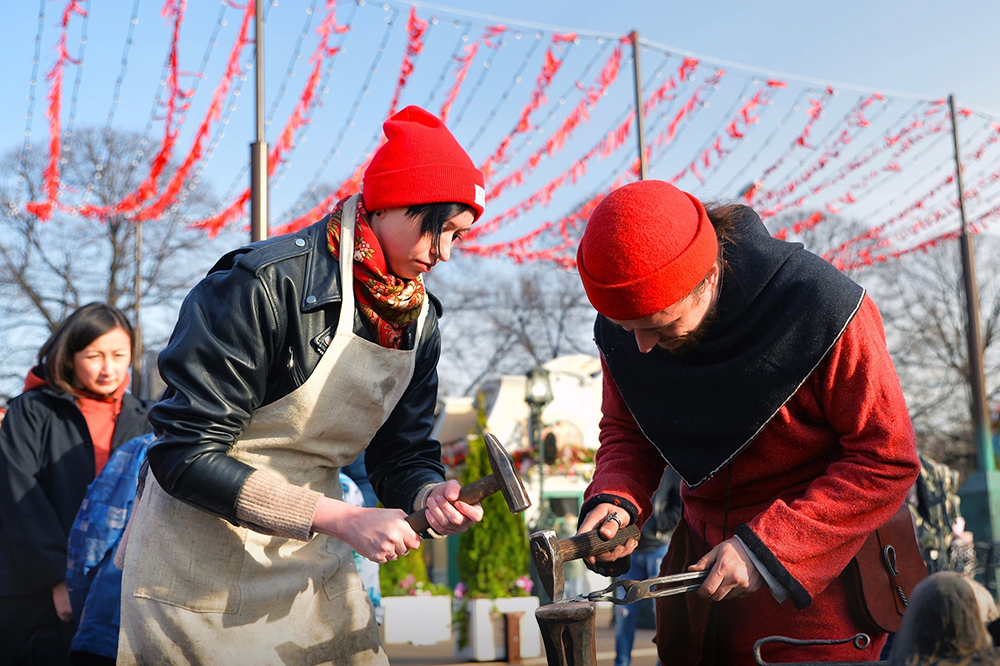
[146,257,276,523]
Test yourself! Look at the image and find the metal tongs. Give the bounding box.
[579,570,709,605]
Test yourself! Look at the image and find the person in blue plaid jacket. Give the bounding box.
[65,433,153,665]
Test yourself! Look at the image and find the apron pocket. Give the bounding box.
[132,481,248,613]
[324,536,363,602]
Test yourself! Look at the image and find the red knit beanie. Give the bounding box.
[577,180,718,320]
[362,105,486,221]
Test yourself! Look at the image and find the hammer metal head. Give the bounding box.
[530,529,564,603]
[484,433,530,514]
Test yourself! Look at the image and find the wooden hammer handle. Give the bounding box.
[559,523,641,561]
[405,474,500,534]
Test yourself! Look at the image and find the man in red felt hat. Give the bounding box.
[118,106,487,664]
[574,180,919,665]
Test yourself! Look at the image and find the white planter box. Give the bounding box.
[381,595,452,646]
[455,596,541,662]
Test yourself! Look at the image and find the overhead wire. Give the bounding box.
[15,0,48,203]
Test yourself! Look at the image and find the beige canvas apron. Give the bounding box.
[119,195,427,665]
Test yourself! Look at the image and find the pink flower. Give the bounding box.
[515,576,533,594]
[454,582,466,599]
[399,574,415,590]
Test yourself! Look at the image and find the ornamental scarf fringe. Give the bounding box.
[325,196,425,349]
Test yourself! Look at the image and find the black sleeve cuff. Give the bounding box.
[578,493,640,578]
[579,493,640,528]
[735,524,812,610]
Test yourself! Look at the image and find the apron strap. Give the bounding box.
[337,195,359,334]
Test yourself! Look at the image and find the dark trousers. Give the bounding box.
[0,592,74,666]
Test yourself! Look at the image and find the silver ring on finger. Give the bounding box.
[604,512,623,529]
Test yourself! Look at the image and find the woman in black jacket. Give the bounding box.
[0,303,152,666]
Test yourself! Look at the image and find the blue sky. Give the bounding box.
[1,0,998,251]
[0,0,998,397]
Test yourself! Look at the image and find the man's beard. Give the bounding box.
[664,299,719,354]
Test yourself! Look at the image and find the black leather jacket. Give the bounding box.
[147,217,446,526]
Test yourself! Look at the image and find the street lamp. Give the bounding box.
[526,365,554,527]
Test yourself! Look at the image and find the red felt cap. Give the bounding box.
[362,106,486,221]
[576,180,718,320]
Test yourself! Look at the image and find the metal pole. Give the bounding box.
[250,0,269,242]
[132,219,144,398]
[949,94,993,470]
[534,403,545,521]
[630,30,647,181]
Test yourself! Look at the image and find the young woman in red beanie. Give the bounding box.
[0,303,152,666]
[574,180,919,665]
[117,106,487,665]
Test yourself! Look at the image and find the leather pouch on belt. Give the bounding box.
[842,503,928,634]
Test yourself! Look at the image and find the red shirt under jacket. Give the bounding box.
[587,295,919,664]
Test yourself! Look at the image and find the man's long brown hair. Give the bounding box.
[688,201,749,293]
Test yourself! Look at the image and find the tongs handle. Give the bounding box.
[586,570,710,605]
[630,570,710,603]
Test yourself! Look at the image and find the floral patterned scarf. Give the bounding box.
[326,195,425,349]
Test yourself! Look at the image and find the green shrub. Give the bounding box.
[455,395,531,600]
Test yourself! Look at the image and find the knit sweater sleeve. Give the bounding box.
[582,355,668,527]
[735,295,920,608]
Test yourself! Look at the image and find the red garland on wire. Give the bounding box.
[643,69,725,168]
[274,18,507,237]
[388,6,428,118]
[25,0,87,221]
[77,0,191,221]
[439,43,479,122]
[192,0,349,236]
[479,31,576,181]
[484,36,628,202]
[754,92,885,211]
[133,0,255,223]
[750,86,836,195]
[670,86,772,186]
[464,58,699,245]
[438,24,506,123]
[461,176,628,265]
[821,115,999,264]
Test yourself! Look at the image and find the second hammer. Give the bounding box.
[530,523,641,603]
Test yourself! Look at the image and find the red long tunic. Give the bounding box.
[587,295,919,664]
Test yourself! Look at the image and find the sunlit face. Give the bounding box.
[608,264,721,354]
[370,207,475,280]
[72,327,132,396]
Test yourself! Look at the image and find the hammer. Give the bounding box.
[405,433,530,534]
[531,524,641,602]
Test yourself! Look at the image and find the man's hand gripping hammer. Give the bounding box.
[405,433,530,535]
[530,523,641,602]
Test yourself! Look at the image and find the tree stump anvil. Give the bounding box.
[534,601,597,666]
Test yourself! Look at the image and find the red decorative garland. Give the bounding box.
[25,0,87,221]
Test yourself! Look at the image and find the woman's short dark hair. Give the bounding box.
[405,202,476,255]
[37,302,134,396]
